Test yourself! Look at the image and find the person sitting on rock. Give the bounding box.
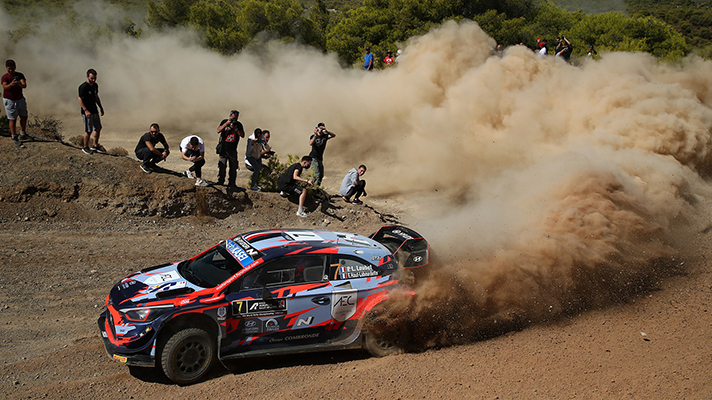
[277,156,313,218]
[340,164,367,205]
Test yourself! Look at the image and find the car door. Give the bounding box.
[220,255,333,357]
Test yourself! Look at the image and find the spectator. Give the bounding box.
[537,39,547,57]
[78,68,105,155]
[216,110,245,189]
[384,50,394,66]
[245,129,273,170]
[309,122,336,186]
[135,123,169,173]
[277,156,313,218]
[2,59,28,147]
[364,47,374,71]
[340,165,367,205]
[180,135,207,186]
[497,44,504,58]
[245,128,270,191]
[396,49,402,62]
[556,36,573,63]
[587,44,598,58]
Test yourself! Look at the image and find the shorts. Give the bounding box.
[3,97,28,120]
[280,183,303,195]
[82,113,102,133]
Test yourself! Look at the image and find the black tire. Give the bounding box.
[362,331,405,357]
[160,328,215,385]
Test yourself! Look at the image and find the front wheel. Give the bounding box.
[160,328,215,385]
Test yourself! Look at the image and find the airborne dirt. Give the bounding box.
[1,129,712,400]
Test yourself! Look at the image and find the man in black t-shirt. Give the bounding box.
[216,110,245,188]
[78,68,105,155]
[135,123,170,173]
[277,156,313,218]
[308,122,336,186]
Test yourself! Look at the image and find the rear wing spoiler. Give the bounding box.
[369,225,429,269]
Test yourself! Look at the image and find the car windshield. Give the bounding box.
[178,243,243,288]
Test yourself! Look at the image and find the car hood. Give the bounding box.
[109,263,204,308]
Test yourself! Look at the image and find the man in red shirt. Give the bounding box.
[2,59,28,147]
[384,50,394,66]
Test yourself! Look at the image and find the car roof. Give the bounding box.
[239,229,387,258]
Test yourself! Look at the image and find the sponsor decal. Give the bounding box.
[296,316,314,327]
[226,240,255,267]
[265,318,280,332]
[392,229,414,240]
[331,289,357,322]
[148,280,186,293]
[113,354,128,363]
[413,255,423,262]
[338,264,378,280]
[242,318,262,335]
[269,333,319,343]
[144,271,181,285]
[178,298,191,306]
[217,306,227,320]
[232,299,287,317]
[101,331,108,338]
[119,280,136,290]
[233,236,260,257]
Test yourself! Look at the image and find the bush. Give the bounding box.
[27,115,63,141]
[251,154,302,192]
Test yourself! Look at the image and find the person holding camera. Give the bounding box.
[135,123,170,173]
[2,60,29,147]
[245,128,274,191]
[216,110,245,189]
[309,122,336,186]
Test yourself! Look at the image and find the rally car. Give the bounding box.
[98,225,428,384]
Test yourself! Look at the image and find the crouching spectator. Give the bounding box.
[340,165,367,205]
[277,156,313,218]
[180,135,207,186]
[135,123,169,173]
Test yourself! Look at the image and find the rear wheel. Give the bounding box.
[362,331,404,357]
[160,328,215,385]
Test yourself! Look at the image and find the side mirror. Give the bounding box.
[262,286,273,300]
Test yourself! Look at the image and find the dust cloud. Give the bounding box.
[4,4,712,347]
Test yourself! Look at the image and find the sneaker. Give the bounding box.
[140,163,152,173]
[296,210,308,218]
[18,132,30,141]
[93,144,107,154]
[184,170,195,179]
[12,135,21,146]
[195,179,208,187]
[250,186,261,191]
[280,191,287,197]
[82,147,93,155]
[342,196,350,203]
[352,199,363,205]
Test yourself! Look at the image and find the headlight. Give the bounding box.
[120,305,172,322]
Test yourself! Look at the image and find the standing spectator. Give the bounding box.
[587,44,598,58]
[135,123,170,173]
[180,135,207,186]
[537,39,547,57]
[246,129,274,171]
[340,165,367,205]
[364,47,374,71]
[395,49,402,62]
[2,59,28,147]
[309,122,336,186]
[245,128,270,191]
[384,50,394,66]
[496,44,504,58]
[556,37,573,63]
[216,110,245,189]
[277,156,313,218]
[78,68,105,155]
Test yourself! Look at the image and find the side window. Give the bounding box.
[240,255,326,290]
[329,256,379,280]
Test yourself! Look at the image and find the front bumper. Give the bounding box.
[97,313,155,367]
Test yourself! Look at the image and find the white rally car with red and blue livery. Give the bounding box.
[98,225,428,384]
